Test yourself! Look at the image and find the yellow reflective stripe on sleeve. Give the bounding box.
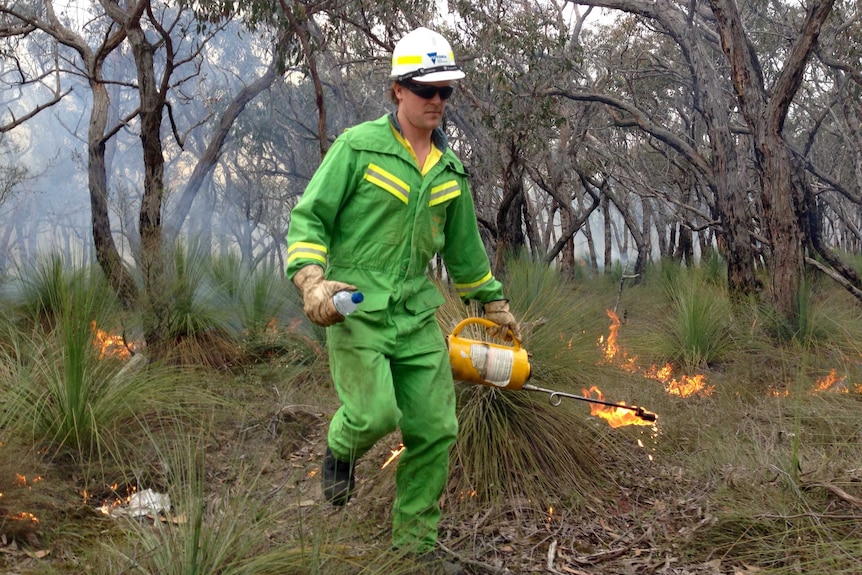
[429,180,461,206]
[365,163,410,204]
[287,242,327,265]
[455,271,494,297]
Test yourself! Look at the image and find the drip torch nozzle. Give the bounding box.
[636,407,657,422]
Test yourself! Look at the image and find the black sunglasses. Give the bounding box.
[399,81,455,101]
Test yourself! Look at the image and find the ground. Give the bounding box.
[2,354,858,575]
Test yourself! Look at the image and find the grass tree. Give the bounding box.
[435,257,641,509]
[208,251,305,360]
[659,276,736,370]
[0,255,221,465]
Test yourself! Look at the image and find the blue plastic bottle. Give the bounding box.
[333,291,364,315]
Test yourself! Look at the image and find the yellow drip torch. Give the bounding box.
[447,317,656,423]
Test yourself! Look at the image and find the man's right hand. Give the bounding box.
[293,265,358,327]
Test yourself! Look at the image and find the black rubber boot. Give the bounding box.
[321,447,355,505]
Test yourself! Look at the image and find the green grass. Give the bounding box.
[1,252,861,575]
[93,429,308,575]
[0,254,224,465]
[659,277,736,370]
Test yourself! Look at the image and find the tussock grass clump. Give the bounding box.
[0,256,223,462]
[157,245,307,367]
[759,275,836,348]
[700,249,728,288]
[659,278,736,370]
[208,252,306,362]
[9,253,117,331]
[0,328,222,463]
[452,387,611,506]
[435,257,638,510]
[156,243,240,367]
[626,259,737,372]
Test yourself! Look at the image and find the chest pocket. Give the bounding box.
[345,163,411,246]
[365,163,410,204]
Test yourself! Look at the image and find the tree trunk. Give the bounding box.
[754,135,805,316]
[558,201,575,278]
[682,2,758,293]
[602,192,612,273]
[581,194,599,274]
[88,78,138,309]
[123,10,170,354]
[494,143,527,271]
[708,0,835,317]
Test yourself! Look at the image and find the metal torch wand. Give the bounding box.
[520,383,657,422]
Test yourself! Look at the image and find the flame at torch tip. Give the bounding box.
[582,386,656,428]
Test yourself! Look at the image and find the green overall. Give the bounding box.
[286,113,504,551]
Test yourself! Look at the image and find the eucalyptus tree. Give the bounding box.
[561,0,862,321]
[0,0,293,354]
[708,0,841,317]
[544,1,761,295]
[446,0,606,277]
[789,3,862,292]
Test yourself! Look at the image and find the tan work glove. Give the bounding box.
[293,265,358,327]
[483,299,522,341]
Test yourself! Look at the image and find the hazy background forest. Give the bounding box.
[1,1,861,574]
[1,0,860,326]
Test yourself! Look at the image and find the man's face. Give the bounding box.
[395,80,454,133]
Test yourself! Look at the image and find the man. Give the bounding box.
[286,26,521,574]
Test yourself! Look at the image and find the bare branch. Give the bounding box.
[1,87,71,132]
[543,87,714,179]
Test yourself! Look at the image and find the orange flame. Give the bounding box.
[97,485,137,516]
[814,369,848,394]
[13,474,43,489]
[381,444,405,469]
[582,386,655,428]
[598,310,713,397]
[90,321,135,360]
[600,309,621,361]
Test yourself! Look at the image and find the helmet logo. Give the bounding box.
[427,52,438,64]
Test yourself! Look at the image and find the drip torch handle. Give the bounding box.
[450,317,522,349]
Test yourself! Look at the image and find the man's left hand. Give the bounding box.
[483,300,522,341]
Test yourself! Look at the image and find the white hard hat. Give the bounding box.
[390,27,465,83]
